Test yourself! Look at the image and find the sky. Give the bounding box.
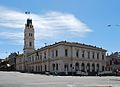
[0,0,120,58]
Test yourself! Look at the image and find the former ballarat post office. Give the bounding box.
[16,19,107,76]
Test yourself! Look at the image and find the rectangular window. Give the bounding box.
[82,51,85,58]
[92,52,95,59]
[32,55,34,61]
[65,49,68,56]
[76,50,79,57]
[88,51,90,59]
[52,50,54,58]
[55,50,58,57]
[36,56,38,61]
[44,52,46,59]
[97,53,99,59]
[40,54,42,60]
[102,54,104,60]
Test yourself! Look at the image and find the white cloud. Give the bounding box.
[0,6,92,45]
[0,32,23,45]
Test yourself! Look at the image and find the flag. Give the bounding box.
[25,11,30,14]
[107,25,111,27]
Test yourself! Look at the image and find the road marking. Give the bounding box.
[67,84,76,87]
[26,82,67,85]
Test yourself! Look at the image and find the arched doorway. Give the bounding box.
[75,62,79,71]
[81,63,85,72]
[86,63,90,72]
[96,64,99,72]
[92,63,95,72]
[52,64,55,71]
[64,64,69,75]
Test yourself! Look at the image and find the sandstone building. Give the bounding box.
[16,19,107,75]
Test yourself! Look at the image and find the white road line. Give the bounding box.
[67,84,76,87]
[26,82,67,85]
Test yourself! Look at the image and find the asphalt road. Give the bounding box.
[0,71,120,87]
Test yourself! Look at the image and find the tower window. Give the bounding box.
[29,33,32,36]
[30,25,33,28]
[29,42,32,47]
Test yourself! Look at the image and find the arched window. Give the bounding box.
[86,63,90,72]
[102,66,104,71]
[81,63,85,72]
[41,65,42,72]
[96,64,99,72]
[82,51,85,58]
[76,50,79,57]
[45,65,47,71]
[75,62,79,71]
[64,64,69,71]
[56,63,58,70]
[92,63,95,72]
[52,64,55,71]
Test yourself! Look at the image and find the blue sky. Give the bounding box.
[0,0,120,58]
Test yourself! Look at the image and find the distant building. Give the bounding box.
[16,54,24,71]
[16,19,107,75]
[0,59,3,63]
[106,52,120,73]
[6,52,18,70]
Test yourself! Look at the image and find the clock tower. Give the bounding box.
[24,19,35,55]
